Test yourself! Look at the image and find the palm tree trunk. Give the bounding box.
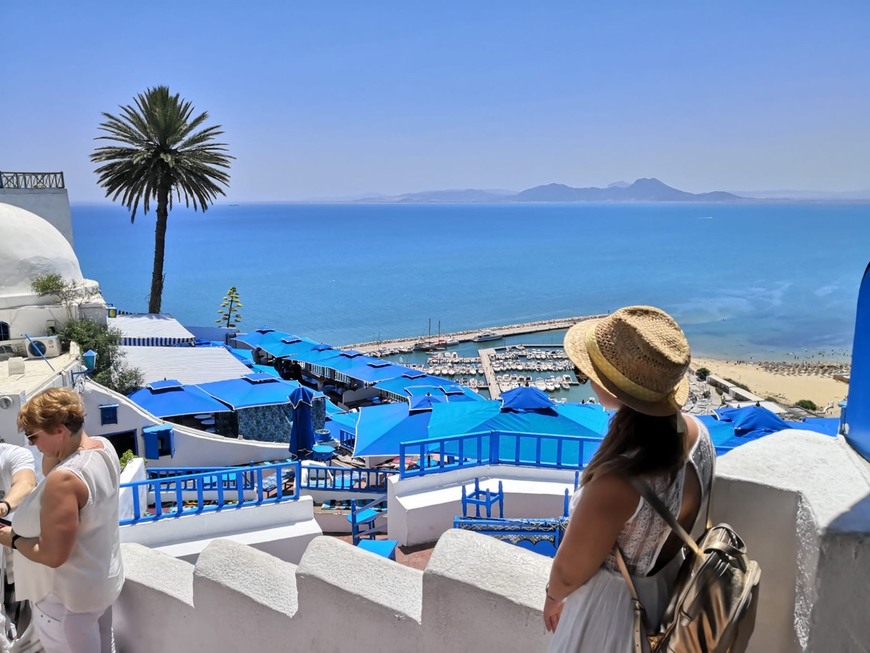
[148,186,170,314]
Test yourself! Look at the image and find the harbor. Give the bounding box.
[347,314,607,355]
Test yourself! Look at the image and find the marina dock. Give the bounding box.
[347,314,605,355]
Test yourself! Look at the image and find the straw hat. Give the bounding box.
[563,306,690,416]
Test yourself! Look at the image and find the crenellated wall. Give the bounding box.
[115,531,550,653]
[113,430,870,653]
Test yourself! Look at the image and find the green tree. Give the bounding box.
[215,286,243,328]
[90,86,233,314]
[31,274,99,320]
[695,367,711,381]
[59,318,143,395]
[795,399,818,412]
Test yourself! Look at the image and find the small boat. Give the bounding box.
[473,331,501,342]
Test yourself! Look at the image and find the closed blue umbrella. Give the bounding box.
[289,385,317,455]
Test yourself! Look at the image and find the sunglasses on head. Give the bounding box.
[573,366,589,385]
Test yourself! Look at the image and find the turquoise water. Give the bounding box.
[71,202,869,361]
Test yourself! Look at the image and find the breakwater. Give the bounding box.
[346,314,606,354]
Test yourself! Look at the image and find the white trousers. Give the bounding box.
[33,595,114,653]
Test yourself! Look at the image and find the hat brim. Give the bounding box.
[563,318,689,417]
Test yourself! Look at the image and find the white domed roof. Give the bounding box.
[0,203,83,298]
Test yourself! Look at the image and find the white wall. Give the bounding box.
[81,381,293,467]
[115,531,547,653]
[388,464,578,546]
[113,430,870,653]
[120,496,321,564]
[0,189,73,246]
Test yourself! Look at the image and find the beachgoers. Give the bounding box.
[543,306,715,652]
[0,388,124,653]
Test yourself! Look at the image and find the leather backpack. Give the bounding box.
[615,465,761,653]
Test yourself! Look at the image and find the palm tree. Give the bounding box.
[91,86,232,314]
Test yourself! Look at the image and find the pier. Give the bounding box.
[347,314,605,355]
[478,347,501,399]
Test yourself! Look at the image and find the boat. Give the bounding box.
[473,331,501,342]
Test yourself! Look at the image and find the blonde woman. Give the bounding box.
[0,388,123,653]
[544,306,715,652]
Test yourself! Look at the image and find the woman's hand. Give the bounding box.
[0,525,13,549]
[543,594,564,633]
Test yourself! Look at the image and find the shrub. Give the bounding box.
[119,449,137,471]
[695,367,711,381]
[795,399,818,411]
[60,318,143,394]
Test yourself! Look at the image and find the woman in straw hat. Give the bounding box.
[544,306,715,652]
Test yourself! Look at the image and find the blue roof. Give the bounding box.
[233,329,292,348]
[341,360,419,383]
[405,384,483,403]
[128,381,232,418]
[282,344,345,365]
[197,374,302,409]
[427,399,608,439]
[260,336,321,359]
[352,402,433,457]
[373,373,458,396]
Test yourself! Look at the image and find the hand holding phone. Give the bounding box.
[0,517,11,527]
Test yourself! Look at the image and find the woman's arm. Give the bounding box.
[1,468,37,514]
[544,474,638,632]
[0,470,87,568]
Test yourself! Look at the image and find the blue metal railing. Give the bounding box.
[121,460,301,525]
[297,465,399,493]
[399,431,602,478]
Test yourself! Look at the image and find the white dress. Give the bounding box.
[548,417,716,653]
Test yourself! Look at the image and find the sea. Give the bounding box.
[71,202,869,364]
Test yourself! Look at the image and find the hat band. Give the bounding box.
[585,329,671,403]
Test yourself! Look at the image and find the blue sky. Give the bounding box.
[2,2,868,202]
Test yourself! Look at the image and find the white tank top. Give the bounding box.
[12,437,124,613]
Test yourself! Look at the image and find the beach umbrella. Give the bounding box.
[288,385,318,455]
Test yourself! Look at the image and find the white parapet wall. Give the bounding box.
[115,530,552,653]
[714,430,870,653]
[119,496,322,564]
[113,429,870,652]
[388,464,579,546]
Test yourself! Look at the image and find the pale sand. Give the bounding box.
[691,357,849,417]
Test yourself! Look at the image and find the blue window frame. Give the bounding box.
[99,404,119,426]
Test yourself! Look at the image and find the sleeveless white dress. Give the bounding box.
[548,416,716,653]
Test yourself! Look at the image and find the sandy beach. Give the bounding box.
[691,357,850,416]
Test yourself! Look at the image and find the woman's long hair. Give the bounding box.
[581,407,687,486]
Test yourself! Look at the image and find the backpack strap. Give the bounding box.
[614,546,653,653]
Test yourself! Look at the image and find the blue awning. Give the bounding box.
[352,402,433,457]
[282,344,345,365]
[405,385,483,403]
[233,329,292,348]
[128,380,232,418]
[260,336,321,359]
[341,360,419,383]
[197,373,302,409]
[373,373,458,396]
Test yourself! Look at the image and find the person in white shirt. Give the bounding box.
[0,388,123,653]
[0,443,37,519]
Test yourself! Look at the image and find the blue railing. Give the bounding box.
[121,460,301,525]
[399,431,602,478]
[297,465,399,493]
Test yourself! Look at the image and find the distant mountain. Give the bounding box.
[514,178,743,202]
